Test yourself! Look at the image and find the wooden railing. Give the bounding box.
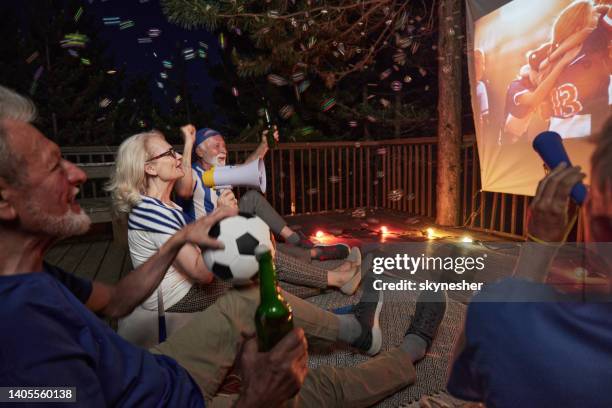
[64,137,582,241]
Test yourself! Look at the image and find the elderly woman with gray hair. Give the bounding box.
[107,129,363,347]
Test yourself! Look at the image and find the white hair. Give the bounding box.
[0,85,37,183]
[106,130,162,213]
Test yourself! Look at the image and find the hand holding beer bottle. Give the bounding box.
[255,245,293,352]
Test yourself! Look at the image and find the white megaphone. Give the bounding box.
[201,159,267,193]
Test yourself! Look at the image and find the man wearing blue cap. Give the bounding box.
[175,125,350,261]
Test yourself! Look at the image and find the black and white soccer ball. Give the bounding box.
[203,213,274,285]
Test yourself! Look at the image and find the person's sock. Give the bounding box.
[337,314,362,344]
[286,232,300,245]
[400,333,429,363]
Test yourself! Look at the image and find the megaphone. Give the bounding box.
[201,159,267,193]
[532,131,586,205]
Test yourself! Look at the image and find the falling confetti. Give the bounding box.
[99,98,111,108]
[137,37,152,44]
[380,69,392,80]
[107,70,117,74]
[199,41,208,49]
[231,87,239,97]
[74,6,83,22]
[292,71,305,82]
[391,81,402,92]
[307,188,318,195]
[366,115,377,123]
[388,189,404,202]
[198,49,207,59]
[329,176,340,183]
[321,97,336,112]
[80,58,91,65]
[219,33,226,49]
[102,17,120,25]
[174,95,182,104]
[267,74,288,86]
[68,49,79,57]
[162,60,173,69]
[376,148,387,155]
[379,98,391,108]
[160,72,167,79]
[25,51,39,64]
[349,120,358,128]
[60,33,89,48]
[403,75,412,83]
[419,67,427,77]
[279,105,295,119]
[148,28,161,37]
[119,20,135,30]
[156,81,164,89]
[299,126,315,136]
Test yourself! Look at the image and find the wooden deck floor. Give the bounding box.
[45,209,519,304]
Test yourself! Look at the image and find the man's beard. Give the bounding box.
[23,201,91,238]
[204,153,226,167]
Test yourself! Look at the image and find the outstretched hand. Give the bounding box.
[527,162,586,242]
[236,328,308,408]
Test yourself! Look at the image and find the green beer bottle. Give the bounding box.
[255,245,293,352]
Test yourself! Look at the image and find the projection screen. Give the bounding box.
[466,0,610,196]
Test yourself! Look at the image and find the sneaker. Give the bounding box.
[313,243,350,261]
[351,272,384,356]
[295,230,315,249]
[405,289,447,350]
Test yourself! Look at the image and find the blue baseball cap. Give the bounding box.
[193,128,221,156]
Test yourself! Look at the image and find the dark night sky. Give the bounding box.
[80,0,221,109]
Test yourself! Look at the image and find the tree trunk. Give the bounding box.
[435,0,462,226]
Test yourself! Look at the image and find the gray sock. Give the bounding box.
[286,232,300,245]
[401,334,428,363]
[337,314,362,344]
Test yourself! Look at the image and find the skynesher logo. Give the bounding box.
[372,253,487,275]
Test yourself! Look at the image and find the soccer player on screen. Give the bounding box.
[545,1,611,139]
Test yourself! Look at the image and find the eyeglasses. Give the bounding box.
[146,148,177,162]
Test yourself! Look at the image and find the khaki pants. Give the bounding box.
[151,285,415,407]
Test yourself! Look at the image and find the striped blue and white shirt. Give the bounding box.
[128,195,189,235]
[177,163,222,221]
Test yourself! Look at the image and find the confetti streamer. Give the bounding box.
[119,20,135,30]
[379,68,392,80]
[103,17,120,25]
[388,189,404,202]
[60,33,89,48]
[74,7,83,22]
[148,28,161,37]
[321,97,336,112]
[279,105,294,119]
[391,81,402,91]
[25,51,39,64]
[267,74,289,86]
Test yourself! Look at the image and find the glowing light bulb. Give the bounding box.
[461,236,473,243]
[381,226,388,234]
[426,228,435,239]
[315,230,324,239]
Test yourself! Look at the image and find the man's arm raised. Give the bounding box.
[85,207,238,318]
[175,124,197,199]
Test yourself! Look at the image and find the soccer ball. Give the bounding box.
[203,213,274,285]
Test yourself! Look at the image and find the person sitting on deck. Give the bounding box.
[173,124,354,262]
[448,117,612,408]
[0,84,448,407]
[105,130,363,347]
